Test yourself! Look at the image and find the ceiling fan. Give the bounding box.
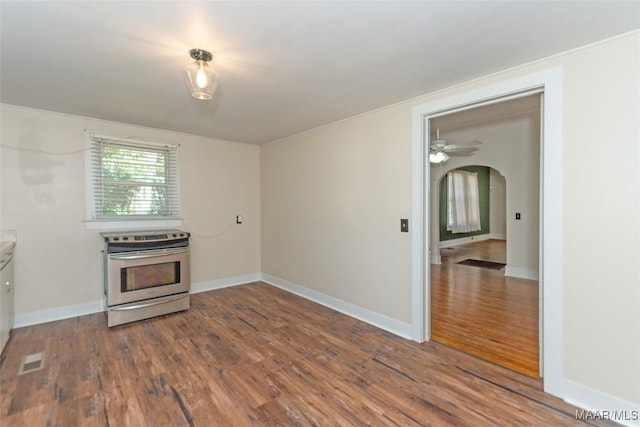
[429,128,481,164]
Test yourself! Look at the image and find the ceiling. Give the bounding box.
[431,94,541,138]
[1,1,638,145]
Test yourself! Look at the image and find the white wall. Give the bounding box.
[429,112,540,279]
[0,105,261,318]
[261,33,640,405]
[489,168,506,239]
[261,106,413,324]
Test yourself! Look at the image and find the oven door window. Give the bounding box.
[120,262,181,292]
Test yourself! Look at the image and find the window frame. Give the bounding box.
[84,131,182,230]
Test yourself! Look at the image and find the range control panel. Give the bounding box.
[101,230,189,244]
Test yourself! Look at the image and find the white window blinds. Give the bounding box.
[89,134,180,219]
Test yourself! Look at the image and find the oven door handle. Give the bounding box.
[109,247,189,260]
[110,294,187,311]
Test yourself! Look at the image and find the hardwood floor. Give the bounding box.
[431,239,540,377]
[0,282,610,426]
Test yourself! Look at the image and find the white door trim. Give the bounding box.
[410,67,564,398]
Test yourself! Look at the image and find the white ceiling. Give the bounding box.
[431,94,542,138]
[1,1,638,144]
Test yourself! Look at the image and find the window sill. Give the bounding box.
[84,218,183,231]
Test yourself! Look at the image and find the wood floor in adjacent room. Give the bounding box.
[431,239,540,377]
[0,282,609,426]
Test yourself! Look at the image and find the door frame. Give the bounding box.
[410,67,564,397]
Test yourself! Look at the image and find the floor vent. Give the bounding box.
[18,352,45,375]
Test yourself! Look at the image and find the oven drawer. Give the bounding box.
[106,293,189,327]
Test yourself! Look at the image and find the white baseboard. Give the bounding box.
[261,273,412,340]
[190,273,262,294]
[435,234,505,263]
[14,299,105,328]
[13,273,262,328]
[13,272,412,339]
[504,265,539,280]
[563,380,640,427]
[439,233,496,248]
[438,237,538,280]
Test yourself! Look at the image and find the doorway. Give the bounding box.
[410,68,564,397]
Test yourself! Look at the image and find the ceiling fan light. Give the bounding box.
[429,151,449,164]
[184,49,218,100]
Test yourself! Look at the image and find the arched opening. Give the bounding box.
[431,165,506,266]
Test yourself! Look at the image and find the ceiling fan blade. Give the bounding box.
[443,146,479,153]
[451,139,482,147]
[448,151,478,157]
[430,138,447,147]
[445,140,482,149]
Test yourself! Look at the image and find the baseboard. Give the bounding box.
[190,273,262,294]
[14,272,412,339]
[14,299,105,328]
[433,234,505,263]
[13,273,262,328]
[439,233,495,248]
[504,265,539,280]
[489,233,507,240]
[438,237,538,280]
[261,273,413,340]
[563,380,640,427]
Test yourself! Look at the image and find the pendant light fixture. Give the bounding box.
[184,49,217,100]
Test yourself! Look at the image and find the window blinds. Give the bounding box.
[90,134,179,218]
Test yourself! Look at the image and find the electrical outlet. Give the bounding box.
[400,218,409,232]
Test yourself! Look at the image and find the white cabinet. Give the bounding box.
[0,242,15,354]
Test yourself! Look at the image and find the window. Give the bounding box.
[86,132,180,225]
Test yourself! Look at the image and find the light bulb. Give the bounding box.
[196,62,208,89]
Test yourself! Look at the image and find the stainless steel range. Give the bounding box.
[101,229,190,327]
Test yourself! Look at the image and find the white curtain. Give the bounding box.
[447,170,481,233]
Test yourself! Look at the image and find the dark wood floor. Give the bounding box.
[431,239,539,377]
[0,282,611,426]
